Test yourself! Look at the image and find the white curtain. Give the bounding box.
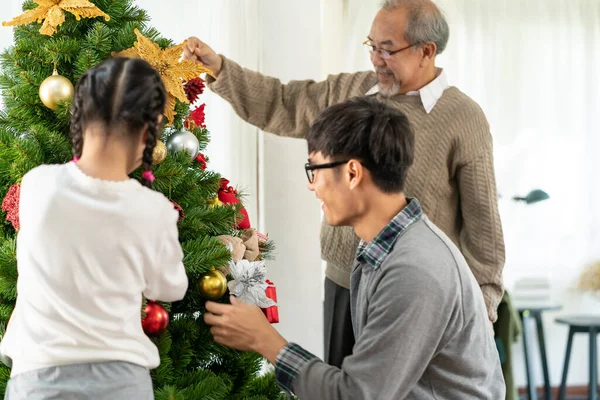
[327,0,600,386]
[437,0,600,386]
[434,0,600,298]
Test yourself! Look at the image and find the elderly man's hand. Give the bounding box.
[183,37,223,78]
[204,296,287,364]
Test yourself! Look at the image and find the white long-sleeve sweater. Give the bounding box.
[0,162,188,377]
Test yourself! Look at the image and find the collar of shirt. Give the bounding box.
[365,68,448,114]
[356,198,423,270]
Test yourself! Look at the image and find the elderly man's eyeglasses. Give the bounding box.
[363,39,415,60]
[305,161,349,183]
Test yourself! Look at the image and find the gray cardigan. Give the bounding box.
[280,216,505,399]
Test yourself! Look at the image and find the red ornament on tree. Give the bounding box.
[184,77,205,103]
[2,183,20,231]
[195,152,208,170]
[184,104,206,130]
[172,201,184,223]
[142,301,169,338]
[262,280,279,324]
[218,178,251,230]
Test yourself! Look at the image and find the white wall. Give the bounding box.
[0,2,24,63]
[257,0,324,359]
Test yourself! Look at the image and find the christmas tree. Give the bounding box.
[0,1,283,398]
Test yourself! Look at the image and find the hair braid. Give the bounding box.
[140,81,165,188]
[70,76,87,159]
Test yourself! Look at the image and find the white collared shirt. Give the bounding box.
[365,68,449,114]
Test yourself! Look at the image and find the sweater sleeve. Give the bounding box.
[207,56,375,139]
[456,149,505,322]
[446,97,505,322]
[144,207,188,302]
[279,264,451,400]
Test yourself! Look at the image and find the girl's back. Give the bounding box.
[1,57,188,399]
[3,162,186,377]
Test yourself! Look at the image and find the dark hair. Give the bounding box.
[307,96,414,193]
[70,57,167,188]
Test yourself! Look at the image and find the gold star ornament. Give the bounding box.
[2,0,110,36]
[114,29,211,125]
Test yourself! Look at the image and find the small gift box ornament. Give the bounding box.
[262,280,279,324]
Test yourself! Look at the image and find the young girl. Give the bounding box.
[0,57,188,399]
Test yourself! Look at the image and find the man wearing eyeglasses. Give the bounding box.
[204,97,505,400]
[185,0,505,368]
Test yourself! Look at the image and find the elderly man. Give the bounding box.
[185,0,505,367]
[204,97,505,400]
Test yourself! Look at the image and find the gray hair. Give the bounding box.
[381,0,449,55]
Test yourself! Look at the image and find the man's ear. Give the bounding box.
[347,160,365,190]
[420,42,437,67]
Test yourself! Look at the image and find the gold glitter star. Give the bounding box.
[114,29,211,125]
[2,0,110,36]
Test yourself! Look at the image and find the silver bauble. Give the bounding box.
[166,130,199,161]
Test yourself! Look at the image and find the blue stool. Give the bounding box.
[555,315,600,400]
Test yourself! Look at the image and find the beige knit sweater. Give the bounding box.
[208,57,505,321]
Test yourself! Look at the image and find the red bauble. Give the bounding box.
[142,301,169,338]
[2,184,20,231]
[184,77,205,103]
[218,178,251,230]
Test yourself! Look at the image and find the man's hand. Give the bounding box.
[183,37,223,78]
[204,296,288,364]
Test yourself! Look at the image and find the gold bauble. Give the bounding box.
[198,269,228,300]
[152,141,167,165]
[39,69,74,110]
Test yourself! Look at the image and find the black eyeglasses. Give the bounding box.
[363,39,415,60]
[305,160,350,183]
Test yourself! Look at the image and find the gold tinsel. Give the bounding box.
[113,29,211,125]
[2,0,110,36]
